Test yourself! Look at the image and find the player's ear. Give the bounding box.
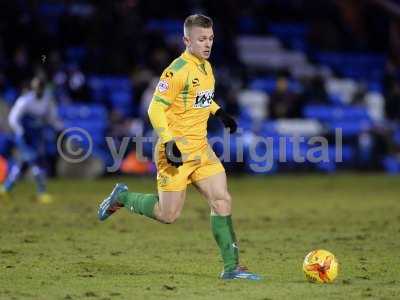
[183,35,190,48]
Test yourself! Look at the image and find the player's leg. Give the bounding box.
[2,161,29,193]
[26,145,51,203]
[193,172,237,269]
[153,190,186,223]
[98,183,186,223]
[192,170,261,280]
[119,188,186,224]
[30,163,46,193]
[99,141,191,222]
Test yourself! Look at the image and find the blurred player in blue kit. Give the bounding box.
[0,77,63,204]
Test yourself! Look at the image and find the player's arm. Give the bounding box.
[209,101,220,115]
[147,69,184,167]
[148,101,173,143]
[8,97,27,136]
[210,100,237,133]
[8,97,33,158]
[46,98,64,131]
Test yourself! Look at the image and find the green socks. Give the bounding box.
[117,192,239,271]
[118,191,158,220]
[211,215,239,272]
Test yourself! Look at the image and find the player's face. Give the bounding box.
[31,78,45,98]
[184,26,214,60]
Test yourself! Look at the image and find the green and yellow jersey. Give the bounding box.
[148,50,220,156]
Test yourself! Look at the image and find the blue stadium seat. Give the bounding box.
[249,78,276,93]
[269,23,309,37]
[249,77,301,94]
[303,105,371,136]
[328,120,372,137]
[2,87,18,105]
[314,52,386,80]
[59,104,108,120]
[59,104,108,151]
[110,91,133,117]
[268,22,309,51]
[88,75,134,111]
[237,108,254,131]
[260,121,277,136]
[367,81,383,93]
[303,105,371,122]
[383,156,400,174]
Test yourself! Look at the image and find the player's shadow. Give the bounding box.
[75,262,215,279]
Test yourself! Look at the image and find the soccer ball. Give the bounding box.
[303,249,338,283]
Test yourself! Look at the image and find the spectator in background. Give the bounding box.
[67,66,90,103]
[300,75,328,104]
[7,46,32,88]
[385,81,400,121]
[222,89,240,118]
[383,60,400,121]
[269,75,300,119]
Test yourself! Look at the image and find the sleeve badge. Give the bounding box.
[157,80,169,93]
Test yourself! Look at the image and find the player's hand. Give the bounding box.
[164,140,183,168]
[215,109,237,133]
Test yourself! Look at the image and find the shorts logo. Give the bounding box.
[157,173,170,186]
[193,90,214,108]
[157,80,169,93]
[165,71,174,78]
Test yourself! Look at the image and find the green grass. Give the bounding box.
[0,174,399,300]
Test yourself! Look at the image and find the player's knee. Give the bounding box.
[212,192,232,215]
[160,210,181,224]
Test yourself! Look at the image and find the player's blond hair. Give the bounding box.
[184,14,213,36]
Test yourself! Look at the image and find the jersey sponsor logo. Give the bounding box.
[193,90,214,108]
[157,80,169,93]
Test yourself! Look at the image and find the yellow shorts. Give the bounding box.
[155,143,225,192]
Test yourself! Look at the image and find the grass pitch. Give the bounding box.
[0,174,399,299]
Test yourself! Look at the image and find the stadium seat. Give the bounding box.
[110,91,133,117]
[328,120,372,137]
[59,104,108,120]
[314,52,386,81]
[268,22,309,51]
[2,87,18,106]
[303,105,371,122]
[383,156,400,174]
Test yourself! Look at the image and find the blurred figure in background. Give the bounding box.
[269,75,300,119]
[0,77,63,203]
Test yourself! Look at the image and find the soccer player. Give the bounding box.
[98,14,261,280]
[0,77,63,204]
